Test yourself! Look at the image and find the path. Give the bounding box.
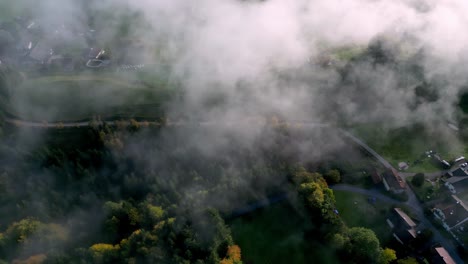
[333,184,463,263]
[3,117,464,262]
[331,184,401,204]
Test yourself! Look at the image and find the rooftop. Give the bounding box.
[433,247,456,264]
[383,168,406,190]
[394,208,417,228]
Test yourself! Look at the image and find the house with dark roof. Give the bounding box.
[433,195,468,231]
[431,247,456,264]
[443,164,468,194]
[382,168,406,193]
[387,208,419,244]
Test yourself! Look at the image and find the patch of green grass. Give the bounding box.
[9,75,173,122]
[351,123,463,173]
[334,190,393,243]
[331,46,366,61]
[229,203,338,264]
[407,177,443,202]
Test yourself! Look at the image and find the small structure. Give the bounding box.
[432,154,451,169]
[382,168,406,193]
[84,47,111,68]
[431,247,456,264]
[387,208,418,244]
[398,162,409,170]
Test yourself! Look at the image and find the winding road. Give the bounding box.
[1,117,464,262]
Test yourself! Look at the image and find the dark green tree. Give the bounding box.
[411,173,425,187]
[325,169,341,184]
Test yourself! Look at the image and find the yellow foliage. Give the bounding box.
[90,243,119,253]
[227,245,241,261]
[220,245,242,264]
[220,259,233,264]
[148,205,164,220]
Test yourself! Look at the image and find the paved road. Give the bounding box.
[338,130,464,263]
[331,184,401,204]
[339,129,394,169]
[3,117,464,262]
[334,184,463,263]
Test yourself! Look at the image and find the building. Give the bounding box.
[443,163,468,194]
[387,208,418,244]
[432,247,456,264]
[382,168,406,193]
[433,195,468,231]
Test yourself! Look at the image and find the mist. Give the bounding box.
[2,0,468,262]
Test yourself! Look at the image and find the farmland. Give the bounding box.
[7,74,174,122]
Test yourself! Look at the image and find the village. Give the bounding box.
[344,144,468,264]
[2,10,468,264]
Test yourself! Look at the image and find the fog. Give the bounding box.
[2,0,468,261]
[4,0,468,126]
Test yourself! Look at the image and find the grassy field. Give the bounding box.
[229,202,338,264]
[9,74,173,122]
[334,190,393,243]
[351,123,465,173]
[407,177,444,202]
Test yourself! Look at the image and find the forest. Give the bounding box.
[0,117,398,263]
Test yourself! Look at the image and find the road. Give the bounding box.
[331,184,401,204]
[2,117,464,262]
[339,129,463,263]
[339,129,393,169]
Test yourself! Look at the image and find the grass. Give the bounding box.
[229,202,338,264]
[334,190,393,243]
[331,45,366,61]
[351,123,464,173]
[407,177,444,202]
[9,74,173,122]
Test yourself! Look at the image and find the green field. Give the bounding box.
[230,203,338,264]
[334,190,393,243]
[351,123,465,173]
[406,176,444,202]
[9,75,173,122]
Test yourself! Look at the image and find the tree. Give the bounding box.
[411,173,425,187]
[344,227,381,263]
[325,170,341,184]
[89,243,120,263]
[379,248,397,264]
[220,245,242,264]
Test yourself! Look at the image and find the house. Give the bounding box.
[433,195,468,231]
[431,247,456,264]
[382,168,406,193]
[443,164,468,194]
[387,208,418,244]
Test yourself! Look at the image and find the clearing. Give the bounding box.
[351,123,465,173]
[334,190,393,243]
[230,202,338,264]
[8,74,173,122]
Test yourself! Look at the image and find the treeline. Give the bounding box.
[0,120,399,263]
[0,123,324,263]
[290,167,396,264]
